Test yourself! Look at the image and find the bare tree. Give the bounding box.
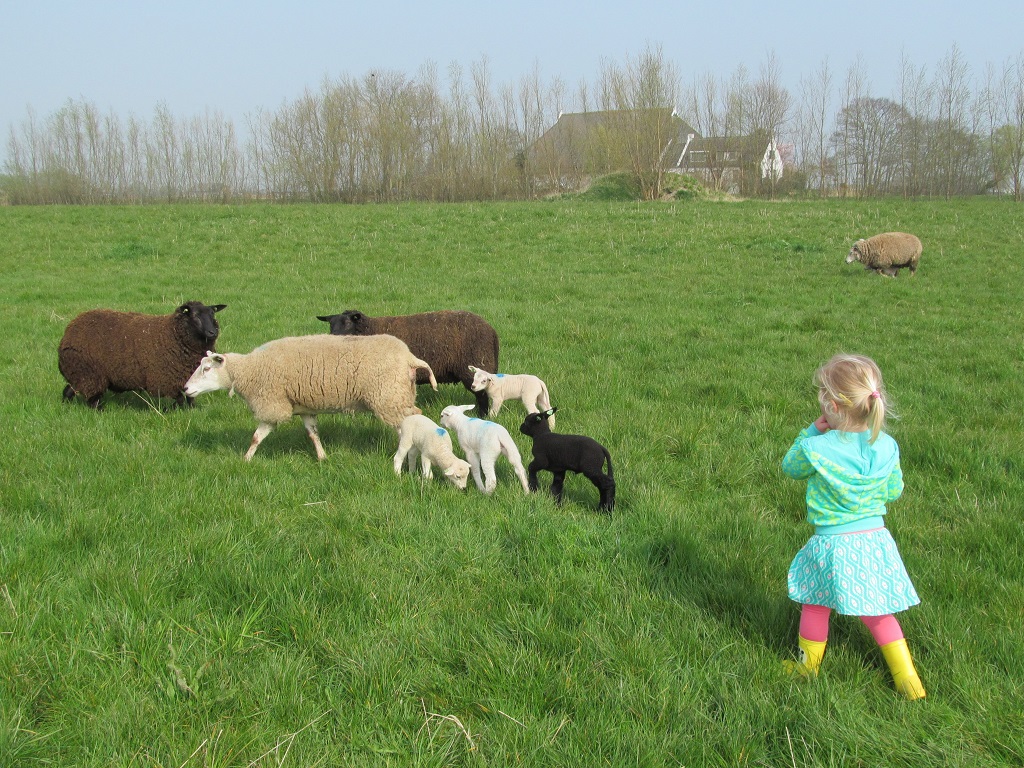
[596,44,680,199]
[796,58,833,195]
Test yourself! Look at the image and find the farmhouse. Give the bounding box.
[529,107,785,195]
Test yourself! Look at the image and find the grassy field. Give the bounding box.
[1,198,1023,767]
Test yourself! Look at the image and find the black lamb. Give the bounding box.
[58,301,227,409]
[519,408,615,513]
[317,309,499,416]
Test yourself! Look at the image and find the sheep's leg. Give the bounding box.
[301,415,327,461]
[245,423,275,461]
[468,452,486,493]
[527,460,543,492]
[472,387,490,418]
[394,441,411,475]
[589,472,616,514]
[62,384,76,402]
[550,471,567,505]
[488,395,504,418]
[509,457,530,493]
[481,459,498,494]
[419,454,434,479]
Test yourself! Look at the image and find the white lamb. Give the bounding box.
[183,334,436,461]
[468,366,554,427]
[393,414,471,489]
[439,404,530,494]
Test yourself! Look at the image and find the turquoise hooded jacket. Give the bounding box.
[782,423,904,531]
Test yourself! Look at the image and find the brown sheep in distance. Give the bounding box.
[846,232,922,277]
[316,309,499,416]
[58,301,226,409]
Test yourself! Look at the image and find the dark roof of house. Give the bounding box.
[530,108,700,170]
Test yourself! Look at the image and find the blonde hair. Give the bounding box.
[815,353,891,443]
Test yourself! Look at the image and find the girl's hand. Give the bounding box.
[813,414,831,433]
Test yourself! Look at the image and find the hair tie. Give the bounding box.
[870,391,881,399]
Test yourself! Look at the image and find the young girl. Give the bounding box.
[782,353,925,700]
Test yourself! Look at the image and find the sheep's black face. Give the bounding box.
[519,411,551,437]
[180,302,226,344]
[317,310,365,335]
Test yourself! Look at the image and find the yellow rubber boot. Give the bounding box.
[783,636,827,677]
[880,639,927,700]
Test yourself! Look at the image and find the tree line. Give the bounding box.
[3,45,1023,204]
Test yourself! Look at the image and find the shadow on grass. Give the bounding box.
[642,524,796,653]
[181,414,395,460]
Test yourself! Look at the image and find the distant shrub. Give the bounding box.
[664,174,709,201]
[578,173,643,202]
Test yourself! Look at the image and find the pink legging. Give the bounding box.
[799,603,904,646]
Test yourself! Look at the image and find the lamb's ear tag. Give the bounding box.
[545,407,557,417]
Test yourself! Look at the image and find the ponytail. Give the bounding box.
[815,354,891,443]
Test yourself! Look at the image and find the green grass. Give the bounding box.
[1,198,1023,766]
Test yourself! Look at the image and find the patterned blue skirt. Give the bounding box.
[788,528,920,615]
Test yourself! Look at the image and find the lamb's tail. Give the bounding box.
[409,355,438,390]
[603,448,614,480]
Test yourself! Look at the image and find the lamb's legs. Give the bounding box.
[472,388,490,418]
[480,459,498,494]
[468,454,487,493]
[245,422,275,461]
[527,461,542,492]
[419,454,434,479]
[550,471,566,504]
[589,473,616,513]
[300,415,327,461]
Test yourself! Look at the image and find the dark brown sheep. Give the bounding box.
[58,301,227,409]
[317,309,499,416]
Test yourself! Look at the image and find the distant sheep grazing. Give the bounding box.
[317,309,499,416]
[58,301,227,409]
[439,404,530,494]
[184,334,436,461]
[393,414,471,489]
[846,232,922,277]
[468,366,554,426]
[519,408,615,513]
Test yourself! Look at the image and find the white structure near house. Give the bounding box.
[761,139,784,181]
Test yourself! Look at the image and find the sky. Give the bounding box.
[2,0,1022,162]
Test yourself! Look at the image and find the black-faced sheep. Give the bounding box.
[393,414,471,489]
[58,301,227,409]
[468,366,554,426]
[183,334,436,461]
[316,309,499,416]
[519,408,615,513]
[439,404,530,494]
[846,232,922,277]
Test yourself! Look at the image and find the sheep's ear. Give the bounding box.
[316,315,332,322]
[545,407,558,417]
[210,353,225,364]
[468,365,478,373]
[211,304,227,312]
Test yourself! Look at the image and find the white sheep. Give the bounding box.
[467,366,554,427]
[393,414,471,489]
[845,232,922,277]
[439,404,530,494]
[183,334,436,461]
